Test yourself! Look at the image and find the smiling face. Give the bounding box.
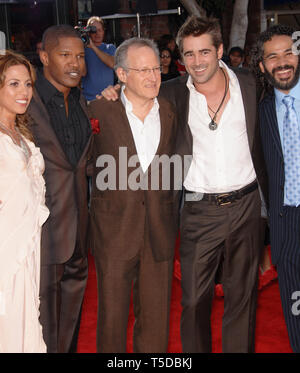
[259,34,300,93]
[116,45,161,105]
[40,36,85,95]
[0,64,33,121]
[182,33,223,89]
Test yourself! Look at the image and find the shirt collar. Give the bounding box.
[35,70,80,105]
[120,85,159,116]
[274,79,300,108]
[275,77,300,107]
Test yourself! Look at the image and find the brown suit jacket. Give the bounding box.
[89,96,180,262]
[28,88,92,265]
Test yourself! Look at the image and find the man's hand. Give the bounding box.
[86,38,96,50]
[96,84,121,101]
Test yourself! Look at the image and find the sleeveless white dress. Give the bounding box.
[0,133,49,353]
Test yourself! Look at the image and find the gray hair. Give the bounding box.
[114,37,160,71]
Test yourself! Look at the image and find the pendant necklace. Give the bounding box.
[208,68,228,131]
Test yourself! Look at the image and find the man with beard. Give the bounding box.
[28,25,91,352]
[251,24,300,352]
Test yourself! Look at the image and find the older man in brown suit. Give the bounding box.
[28,25,91,353]
[89,37,182,353]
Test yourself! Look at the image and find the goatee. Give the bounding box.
[263,60,300,91]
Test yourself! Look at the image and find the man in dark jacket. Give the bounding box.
[252,24,300,353]
[28,25,91,353]
[158,15,267,353]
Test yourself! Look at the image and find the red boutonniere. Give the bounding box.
[90,118,100,134]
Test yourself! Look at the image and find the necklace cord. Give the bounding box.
[208,68,228,123]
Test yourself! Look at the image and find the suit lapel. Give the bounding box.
[29,91,69,165]
[114,100,138,158]
[114,98,174,160]
[30,90,92,169]
[77,94,92,166]
[178,76,192,153]
[264,94,284,159]
[236,71,256,151]
[113,97,175,180]
[146,97,174,180]
[155,97,172,156]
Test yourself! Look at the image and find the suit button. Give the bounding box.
[279,212,283,217]
[142,201,145,205]
[280,185,284,191]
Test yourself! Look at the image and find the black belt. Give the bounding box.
[185,181,258,206]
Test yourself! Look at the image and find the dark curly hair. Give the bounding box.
[250,24,298,93]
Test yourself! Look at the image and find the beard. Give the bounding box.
[262,59,300,91]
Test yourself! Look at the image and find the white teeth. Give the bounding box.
[16,100,27,104]
[70,72,79,76]
[277,69,291,74]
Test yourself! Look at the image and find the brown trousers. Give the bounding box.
[179,188,262,352]
[94,240,174,353]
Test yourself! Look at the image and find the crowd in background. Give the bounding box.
[1,13,300,355]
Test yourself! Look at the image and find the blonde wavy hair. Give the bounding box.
[0,50,36,141]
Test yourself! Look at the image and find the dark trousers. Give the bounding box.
[94,243,174,353]
[39,242,88,353]
[275,206,300,353]
[179,188,262,352]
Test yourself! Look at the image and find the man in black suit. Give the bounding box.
[28,25,91,352]
[251,24,300,352]
[159,16,267,353]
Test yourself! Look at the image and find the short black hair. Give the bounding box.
[229,46,244,57]
[42,24,82,51]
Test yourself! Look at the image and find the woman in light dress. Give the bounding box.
[0,50,49,352]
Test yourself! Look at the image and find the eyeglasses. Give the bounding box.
[126,66,162,77]
[160,55,171,59]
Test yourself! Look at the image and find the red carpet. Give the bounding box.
[77,253,293,353]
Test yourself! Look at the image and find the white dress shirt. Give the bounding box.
[121,87,161,173]
[184,60,256,193]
